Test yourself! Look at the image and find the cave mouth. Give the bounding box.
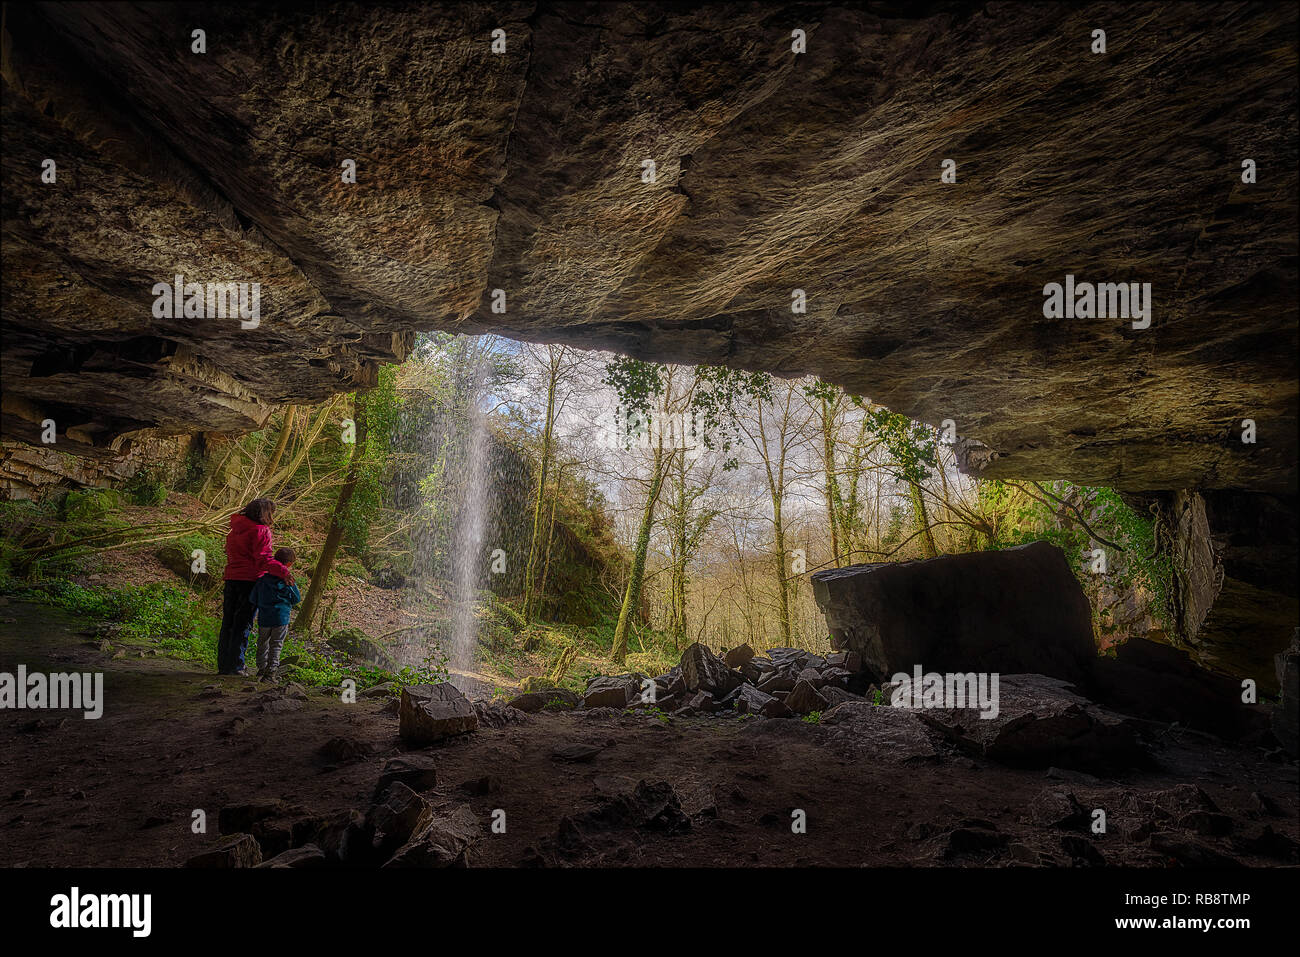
[0,0,1296,890]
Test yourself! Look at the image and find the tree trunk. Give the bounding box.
[611,444,667,664]
[523,354,559,619]
[771,494,793,644]
[536,464,564,619]
[294,398,368,634]
[268,398,338,494]
[909,478,938,559]
[667,450,689,649]
[262,406,296,492]
[820,396,844,566]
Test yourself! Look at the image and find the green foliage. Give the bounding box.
[861,405,937,485]
[978,480,1175,629]
[37,581,218,667]
[802,710,822,724]
[341,364,402,561]
[121,469,168,506]
[603,357,773,469]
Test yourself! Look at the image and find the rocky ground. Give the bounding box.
[1,599,1297,868]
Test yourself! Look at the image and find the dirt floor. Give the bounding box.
[2,597,1297,868]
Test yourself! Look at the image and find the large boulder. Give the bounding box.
[811,541,1096,685]
[398,683,478,745]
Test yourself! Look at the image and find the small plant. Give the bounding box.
[802,710,822,724]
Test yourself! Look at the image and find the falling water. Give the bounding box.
[445,352,493,688]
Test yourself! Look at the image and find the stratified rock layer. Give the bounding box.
[1,2,1295,495]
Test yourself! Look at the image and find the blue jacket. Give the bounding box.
[249,568,301,627]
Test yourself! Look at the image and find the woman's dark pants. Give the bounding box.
[217,580,256,674]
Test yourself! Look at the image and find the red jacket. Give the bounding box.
[224,513,273,582]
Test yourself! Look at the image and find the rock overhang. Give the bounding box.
[0,1,1295,493]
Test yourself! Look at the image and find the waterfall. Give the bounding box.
[447,373,490,686]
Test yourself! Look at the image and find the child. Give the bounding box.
[248,547,301,681]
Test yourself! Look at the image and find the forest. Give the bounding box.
[0,332,1175,699]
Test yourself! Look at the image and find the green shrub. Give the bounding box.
[121,469,168,506]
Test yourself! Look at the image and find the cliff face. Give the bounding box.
[1,4,1296,668]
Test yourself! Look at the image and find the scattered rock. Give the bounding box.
[462,775,501,796]
[474,700,532,728]
[943,826,1008,858]
[367,782,432,859]
[1177,810,1234,837]
[686,691,716,713]
[552,742,604,763]
[1231,823,1300,863]
[821,702,941,765]
[1046,766,1100,785]
[734,684,790,718]
[185,833,262,868]
[680,643,744,697]
[1150,832,1239,867]
[756,673,796,695]
[319,736,370,764]
[917,674,1148,773]
[218,801,294,835]
[360,682,395,699]
[555,780,689,860]
[255,844,327,868]
[1149,784,1220,822]
[582,675,639,709]
[385,805,480,867]
[724,643,755,668]
[1059,835,1107,866]
[373,755,439,800]
[785,678,828,715]
[819,686,862,708]
[313,810,371,866]
[1252,791,1284,816]
[1028,787,1088,829]
[257,696,304,715]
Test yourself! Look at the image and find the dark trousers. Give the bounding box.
[217,580,256,674]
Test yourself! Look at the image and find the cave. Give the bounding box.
[0,0,1296,915]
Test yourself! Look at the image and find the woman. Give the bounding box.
[217,498,277,675]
